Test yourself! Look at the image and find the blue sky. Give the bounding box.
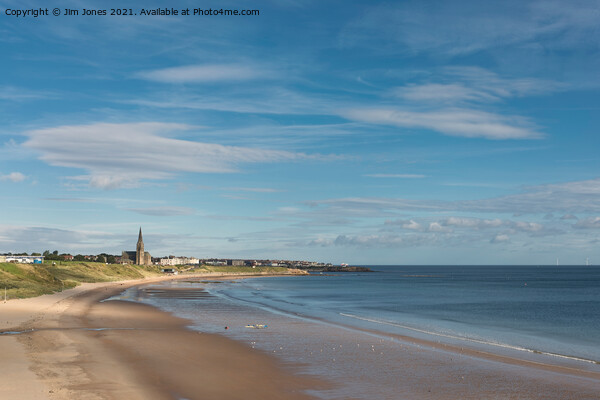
[1,0,599,264]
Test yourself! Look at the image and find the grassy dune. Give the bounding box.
[0,261,162,299]
[0,262,303,299]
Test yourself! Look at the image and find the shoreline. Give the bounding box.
[2,272,600,399]
[187,274,600,380]
[1,273,323,400]
[147,276,600,399]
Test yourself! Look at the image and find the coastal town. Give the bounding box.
[0,228,339,270]
[0,229,371,275]
[0,252,336,269]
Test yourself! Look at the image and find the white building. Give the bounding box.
[3,255,44,264]
[159,257,199,266]
[160,257,183,266]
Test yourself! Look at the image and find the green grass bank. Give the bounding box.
[0,262,300,299]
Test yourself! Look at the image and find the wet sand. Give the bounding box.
[2,274,600,399]
[142,280,600,400]
[0,276,322,400]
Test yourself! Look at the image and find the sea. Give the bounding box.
[114,265,600,399]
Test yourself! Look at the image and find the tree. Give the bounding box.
[96,255,106,264]
[31,252,41,256]
[74,254,86,261]
[43,250,50,257]
[106,255,116,264]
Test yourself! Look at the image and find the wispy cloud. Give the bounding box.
[393,83,498,103]
[309,234,436,248]
[392,67,564,104]
[0,172,26,182]
[573,217,600,229]
[0,225,126,253]
[44,198,96,203]
[386,216,544,235]
[340,0,600,55]
[125,207,196,217]
[342,108,541,140]
[23,122,325,189]
[136,64,268,84]
[305,178,600,218]
[0,86,52,101]
[127,86,339,116]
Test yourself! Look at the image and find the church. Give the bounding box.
[122,228,152,265]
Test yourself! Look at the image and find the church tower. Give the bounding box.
[136,227,144,265]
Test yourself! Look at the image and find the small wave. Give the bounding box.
[339,313,599,365]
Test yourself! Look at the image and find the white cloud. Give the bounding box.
[392,68,564,104]
[573,217,600,229]
[333,234,403,247]
[442,66,564,98]
[0,225,125,253]
[0,86,51,101]
[342,108,541,140]
[0,172,26,182]
[512,221,543,232]
[444,217,504,229]
[313,177,600,216]
[136,64,266,83]
[393,83,499,103]
[560,214,578,220]
[428,222,447,232]
[125,207,196,217]
[23,122,320,189]
[307,237,334,247]
[402,220,422,231]
[127,86,338,116]
[386,216,543,235]
[341,0,600,55]
[491,234,510,244]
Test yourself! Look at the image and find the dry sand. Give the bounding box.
[0,276,323,400]
[3,274,599,399]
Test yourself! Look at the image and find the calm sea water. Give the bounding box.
[117,265,600,399]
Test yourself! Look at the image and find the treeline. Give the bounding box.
[42,250,117,264]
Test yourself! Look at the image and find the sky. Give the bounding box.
[0,0,599,265]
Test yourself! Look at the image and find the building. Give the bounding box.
[159,256,200,266]
[3,255,44,264]
[122,228,152,265]
[160,257,182,266]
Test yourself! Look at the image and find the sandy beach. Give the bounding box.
[0,276,323,400]
[3,273,600,400]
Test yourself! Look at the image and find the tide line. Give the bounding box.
[339,313,599,365]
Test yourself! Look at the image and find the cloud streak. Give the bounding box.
[136,64,267,84]
[341,108,541,140]
[23,122,324,189]
[125,207,196,217]
[392,67,564,104]
[341,0,600,56]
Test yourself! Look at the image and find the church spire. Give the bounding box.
[136,227,145,265]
